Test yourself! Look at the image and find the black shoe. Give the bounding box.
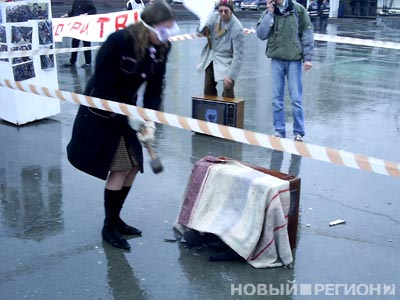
[116,218,142,235]
[103,189,131,250]
[63,62,75,67]
[112,187,142,235]
[102,222,131,250]
[81,63,91,69]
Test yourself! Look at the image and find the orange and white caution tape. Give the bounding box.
[167,31,400,48]
[168,28,256,41]
[164,30,400,48]
[1,31,400,59]
[0,46,101,59]
[0,29,253,59]
[168,33,200,42]
[1,78,399,178]
[314,33,400,50]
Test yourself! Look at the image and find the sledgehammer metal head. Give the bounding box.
[144,141,163,174]
[150,156,163,174]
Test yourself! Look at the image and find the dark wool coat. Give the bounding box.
[67,29,170,180]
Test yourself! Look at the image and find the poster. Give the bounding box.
[52,9,141,42]
[11,25,32,43]
[0,0,60,125]
[39,45,54,70]
[12,60,35,81]
[0,25,6,62]
[0,25,6,42]
[10,44,32,64]
[38,19,52,44]
[0,44,8,62]
[6,2,49,23]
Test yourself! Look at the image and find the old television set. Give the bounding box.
[191,96,244,128]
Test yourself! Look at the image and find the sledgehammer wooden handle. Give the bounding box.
[144,141,163,174]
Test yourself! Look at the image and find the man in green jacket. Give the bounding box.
[256,0,314,141]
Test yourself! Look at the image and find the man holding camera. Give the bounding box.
[256,0,314,142]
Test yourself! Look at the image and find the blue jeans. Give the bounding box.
[271,59,305,138]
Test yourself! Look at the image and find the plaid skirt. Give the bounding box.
[110,136,138,171]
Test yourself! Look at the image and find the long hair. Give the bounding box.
[125,22,170,61]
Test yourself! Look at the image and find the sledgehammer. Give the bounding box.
[144,141,163,174]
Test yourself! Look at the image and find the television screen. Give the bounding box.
[192,100,227,125]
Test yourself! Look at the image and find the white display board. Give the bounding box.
[329,0,339,17]
[0,0,60,125]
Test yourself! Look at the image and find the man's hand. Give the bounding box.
[303,61,312,70]
[267,0,276,13]
[223,76,233,88]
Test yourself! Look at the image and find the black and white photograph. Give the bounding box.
[0,44,8,62]
[40,45,54,70]
[10,44,32,65]
[12,60,35,81]
[11,26,33,44]
[6,4,31,23]
[38,20,52,45]
[30,3,49,20]
[6,3,49,23]
[0,25,6,43]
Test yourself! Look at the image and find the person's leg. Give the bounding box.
[222,80,235,98]
[82,40,92,65]
[319,17,323,31]
[204,62,218,96]
[321,17,327,31]
[105,167,139,192]
[270,149,284,172]
[69,38,80,64]
[102,187,131,250]
[271,59,287,138]
[115,167,142,235]
[311,18,316,31]
[102,168,139,250]
[287,60,305,138]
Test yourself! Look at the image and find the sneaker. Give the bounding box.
[294,134,303,142]
[81,63,91,69]
[273,132,283,138]
[62,62,75,67]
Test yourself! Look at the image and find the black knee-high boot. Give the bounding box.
[115,186,142,235]
[102,189,130,250]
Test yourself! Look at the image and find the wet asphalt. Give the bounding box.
[1,8,400,300]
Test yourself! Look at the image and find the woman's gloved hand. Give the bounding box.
[128,118,156,144]
[136,121,156,144]
[128,117,146,131]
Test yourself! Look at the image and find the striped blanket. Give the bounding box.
[174,156,293,268]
